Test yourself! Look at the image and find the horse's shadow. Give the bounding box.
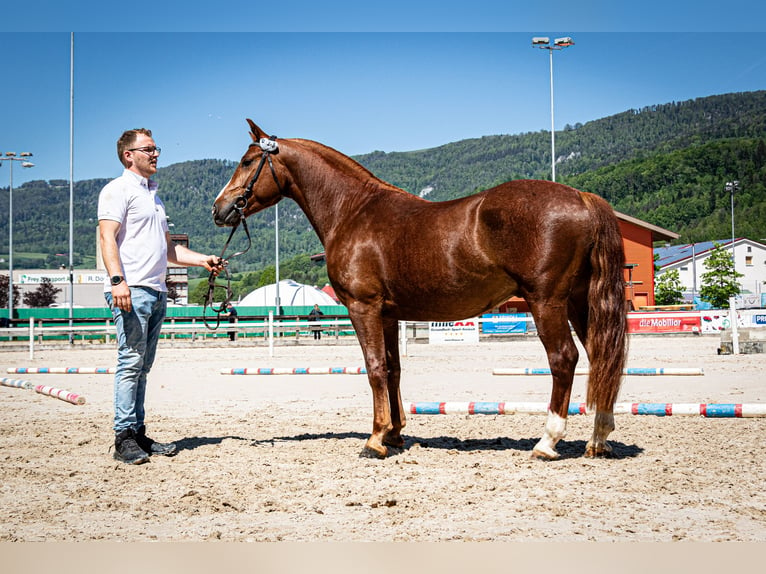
[250,432,643,460]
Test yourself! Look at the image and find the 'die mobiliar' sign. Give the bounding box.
[428,320,480,344]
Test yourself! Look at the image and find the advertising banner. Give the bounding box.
[429,320,480,344]
[481,313,527,334]
[627,312,701,334]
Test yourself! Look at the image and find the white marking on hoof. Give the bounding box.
[532,410,567,459]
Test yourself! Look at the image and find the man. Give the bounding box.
[99,128,222,465]
[308,303,324,340]
[225,302,238,341]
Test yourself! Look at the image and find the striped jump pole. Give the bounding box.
[0,377,36,390]
[1,377,86,406]
[33,385,86,406]
[406,401,766,418]
[6,367,115,375]
[492,367,704,376]
[221,366,367,375]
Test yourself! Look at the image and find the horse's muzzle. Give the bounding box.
[211,202,240,227]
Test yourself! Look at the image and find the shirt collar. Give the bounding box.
[122,168,158,191]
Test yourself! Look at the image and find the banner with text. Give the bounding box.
[627,312,701,334]
[429,320,480,344]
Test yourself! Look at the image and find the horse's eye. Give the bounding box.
[242,159,253,168]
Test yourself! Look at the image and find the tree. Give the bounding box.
[655,269,684,305]
[699,243,743,308]
[22,277,62,308]
[0,274,20,309]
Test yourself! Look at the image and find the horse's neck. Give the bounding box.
[284,142,397,242]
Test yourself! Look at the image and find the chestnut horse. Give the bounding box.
[213,120,628,460]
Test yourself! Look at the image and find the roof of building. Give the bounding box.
[654,239,736,267]
[614,211,679,242]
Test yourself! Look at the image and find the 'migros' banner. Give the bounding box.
[627,312,701,334]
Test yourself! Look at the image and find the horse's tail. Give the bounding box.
[581,192,628,412]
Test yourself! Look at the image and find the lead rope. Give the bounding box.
[202,136,278,330]
[202,205,252,330]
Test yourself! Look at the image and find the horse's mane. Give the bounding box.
[291,138,415,197]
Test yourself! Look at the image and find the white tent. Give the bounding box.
[238,279,338,307]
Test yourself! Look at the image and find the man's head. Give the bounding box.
[117,128,160,178]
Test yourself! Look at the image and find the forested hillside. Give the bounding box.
[2,91,765,273]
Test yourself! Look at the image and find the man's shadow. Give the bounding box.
[249,431,643,459]
[174,435,251,452]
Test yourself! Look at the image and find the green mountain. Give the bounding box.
[2,91,765,274]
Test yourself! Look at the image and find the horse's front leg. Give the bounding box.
[348,305,393,458]
[382,318,405,449]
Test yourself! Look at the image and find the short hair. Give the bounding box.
[117,128,153,167]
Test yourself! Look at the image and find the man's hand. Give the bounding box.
[204,255,226,276]
[111,282,132,312]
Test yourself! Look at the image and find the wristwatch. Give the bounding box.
[110,275,125,286]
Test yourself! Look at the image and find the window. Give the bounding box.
[746,256,753,266]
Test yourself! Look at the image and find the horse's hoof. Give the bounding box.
[383,434,404,449]
[585,442,613,458]
[362,441,388,459]
[531,448,560,461]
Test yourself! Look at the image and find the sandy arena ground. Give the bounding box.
[0,333,765,542]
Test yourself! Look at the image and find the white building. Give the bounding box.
[654,238,766,303]
[239,279,338,308]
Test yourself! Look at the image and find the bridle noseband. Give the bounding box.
[204,135,282,329]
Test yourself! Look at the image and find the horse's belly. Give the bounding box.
[384,276,519,322]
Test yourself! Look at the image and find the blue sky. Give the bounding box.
[2,2,766,186]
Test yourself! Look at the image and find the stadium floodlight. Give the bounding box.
[531,35,575,182]
[0,152,35,321]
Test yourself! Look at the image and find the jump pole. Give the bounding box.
[33,384,86,405]
[0,377,35,390]
[221,366,367,375]
[0,377,86,405]
[7,367,115,374]
[492,367,704,376]
[406,401,766,418]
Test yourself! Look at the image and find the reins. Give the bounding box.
[203,136,280,329]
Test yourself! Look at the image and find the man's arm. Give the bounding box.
[99,219,132,312]
[166,232,221,271]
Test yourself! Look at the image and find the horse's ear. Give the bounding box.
[247,119,265,142]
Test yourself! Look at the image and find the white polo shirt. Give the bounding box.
[98,169,169,292]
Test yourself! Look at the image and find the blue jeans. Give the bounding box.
[105,287,167,432]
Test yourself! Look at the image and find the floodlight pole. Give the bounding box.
[1,153,35,323]
[275,203,281,315]
[725,180,739,282]
[69,32,75,342]
[532,36,574,182]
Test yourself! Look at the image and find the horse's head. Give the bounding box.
[212,119,286,227]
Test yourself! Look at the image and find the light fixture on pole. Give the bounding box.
[1,152,35,323]
[532,36,574,182]
[725,180,740,280]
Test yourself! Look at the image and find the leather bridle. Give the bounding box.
[203,136,282,329]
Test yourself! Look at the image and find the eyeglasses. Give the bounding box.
[128,146,161,156]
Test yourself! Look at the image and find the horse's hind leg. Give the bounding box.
[586,411,615,457]
[382,318,405,448]
[528,300,579,460]
[569,296,616,457]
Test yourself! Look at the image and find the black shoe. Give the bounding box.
[114,428,150,465]
[136,425,177,457]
